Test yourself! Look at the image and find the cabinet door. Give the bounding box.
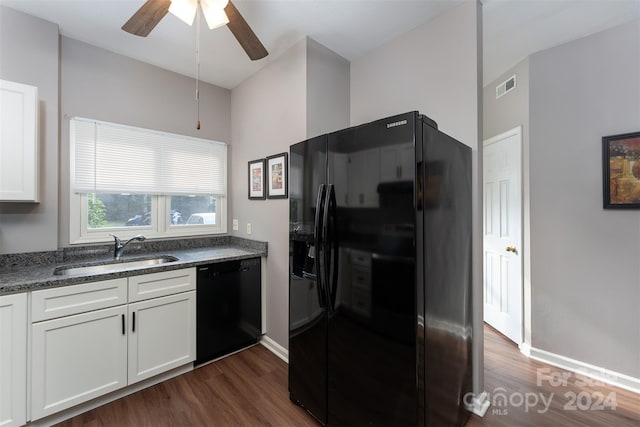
[380,146,401,182]
[0,294,27,427]
[348,149,380,207]
[399,143,414,180]
[0,80,38,202]
[128,291,196,384]
[31,306,127,420]
[379,143,414,182]
[329,152,349,207]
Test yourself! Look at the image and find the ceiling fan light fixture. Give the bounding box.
[201,0,229,29]
[169,0,198,26]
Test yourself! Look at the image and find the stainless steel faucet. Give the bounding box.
[111,234,146,260]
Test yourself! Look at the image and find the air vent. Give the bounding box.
[496,75,516,99]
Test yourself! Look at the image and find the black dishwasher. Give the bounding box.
[195,257,262,366]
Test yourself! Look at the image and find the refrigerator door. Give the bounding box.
[289,135,329,425]
[326,112,418,426]
[421,123,473,426]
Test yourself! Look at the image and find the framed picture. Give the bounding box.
[266,152,288,199]
[248,158,266,200]
[602,131,640,209]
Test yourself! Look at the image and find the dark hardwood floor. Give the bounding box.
[466,325,640,427]
[55,345,317,427]
[56,326,639,427]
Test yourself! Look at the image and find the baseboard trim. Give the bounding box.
[527,345,640,394]
[464,390,490,417]
[519,341,531,357]
[260,335,289,363]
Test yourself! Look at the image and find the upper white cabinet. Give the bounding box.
[380,143,414,182]
[0,293,27,427]
[0,79,39,203]
[347,148,380,208]
[329,152,349,207]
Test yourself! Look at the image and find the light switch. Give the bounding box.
[246,223,252,235]
[232,219,239,231]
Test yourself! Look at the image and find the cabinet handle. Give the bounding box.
[132,312,136,332]
[121,314,125,335]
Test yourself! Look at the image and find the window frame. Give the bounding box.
[70,193,226,244]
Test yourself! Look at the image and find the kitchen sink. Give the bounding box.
[53,256,179,276]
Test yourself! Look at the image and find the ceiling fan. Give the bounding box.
[122,0,268,61]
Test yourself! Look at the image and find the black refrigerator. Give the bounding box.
[288,111,473,426]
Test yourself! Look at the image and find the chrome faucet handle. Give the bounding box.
[110,234,122,247]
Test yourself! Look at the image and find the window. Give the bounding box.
[70,118,227,243]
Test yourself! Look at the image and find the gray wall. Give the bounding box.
[230,37,350,348]
[483,58,532,345]
[230,38,308,348]
[0,6,59,254]
[59,37,231,247]
[529,20,640,377]
[306,38,350,138]
[350,0,484,395]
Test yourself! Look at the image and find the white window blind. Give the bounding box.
[71,117,226,196]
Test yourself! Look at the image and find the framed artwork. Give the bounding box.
[266,152,288,199]
[248,158,266,200]
[602,131,640,209]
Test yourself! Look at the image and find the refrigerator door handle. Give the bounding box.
[314,184,327,308]
[323,184,339,312]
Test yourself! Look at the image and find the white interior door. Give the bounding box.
[483,127,523,344]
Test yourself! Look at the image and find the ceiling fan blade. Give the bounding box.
[122,0,171,37]
[224,1,268,60]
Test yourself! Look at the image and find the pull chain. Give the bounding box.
[195,1,201,130]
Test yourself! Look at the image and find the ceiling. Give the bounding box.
[1,0,639,89]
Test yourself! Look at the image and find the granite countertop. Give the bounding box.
[0,236,267,295]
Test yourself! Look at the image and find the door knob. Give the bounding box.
[505,246,517,254]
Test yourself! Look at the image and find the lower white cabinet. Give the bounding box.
[31,306,128,420]
[29,268,196,422]
[0,293,27,427]
[128,291,196,384]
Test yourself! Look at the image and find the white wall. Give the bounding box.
[529,20,640,378]
[350,0,483,396]
[59,37,231,247]
[0,6,59,254]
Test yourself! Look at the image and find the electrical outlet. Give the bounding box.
[232,219,239,231]
[246,223,252,235]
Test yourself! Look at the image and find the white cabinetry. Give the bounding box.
[347,148,380,207]
[0,80,38,202]
[0,293,27,427]
[128,291,195,384]
[329,152,349,207]
[30,269,196,421]
[30,278,128,420]
[31,306,128,420]
[380,143,414,182]
[348,250,372,318]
